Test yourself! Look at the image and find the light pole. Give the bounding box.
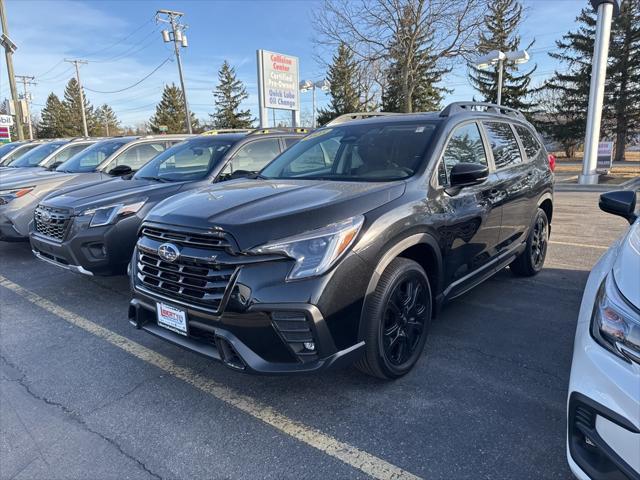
[579,0,619,185]
[299,79,330,128]
[475,50,529,106]
[157,9,192,134]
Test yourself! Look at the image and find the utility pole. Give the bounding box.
[64,59,89,137]
[15,75,35,139]
[157,9,192,134]
[0,0,24,140]
[579,0,619,185]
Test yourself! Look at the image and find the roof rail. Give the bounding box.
[202,128,253,135]
[325,112,402,126]
[248,127,311,135]
[439,102,525,120]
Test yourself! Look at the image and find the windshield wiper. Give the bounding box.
[138,176,172,183]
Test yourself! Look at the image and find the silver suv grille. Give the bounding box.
[135,226,237,312]
[34,205,71,242]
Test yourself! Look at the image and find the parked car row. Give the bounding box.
[1,103,637,479]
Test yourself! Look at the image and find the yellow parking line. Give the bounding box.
[0,275,421,480]
[549,240,608,250]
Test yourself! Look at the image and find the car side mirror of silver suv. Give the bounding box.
[599,190,638,225]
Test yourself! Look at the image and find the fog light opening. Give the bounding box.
[303,341,315,351]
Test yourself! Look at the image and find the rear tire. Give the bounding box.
[510,208,549,277]
[355,257,432,380]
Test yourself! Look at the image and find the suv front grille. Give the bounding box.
[34,205,71,241]
[135,226,238,312]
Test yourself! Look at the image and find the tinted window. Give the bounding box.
[135,136,235,182]
[8,141,67,167]
[57,138,131,173]
[439,123,487,185]
[483,122,522,169]
[284,137,302,149]
[0,144,38,166]
[514,125,543,161]
[0,142,23,157]
[45,143,91,166]
[261,122,437,181]
[112,142,165,170]
[231,139,281,172]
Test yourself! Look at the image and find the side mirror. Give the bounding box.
[47,161,63,171]
[449,163,489,188]
[109,164,133,177]
[599,191,637,225]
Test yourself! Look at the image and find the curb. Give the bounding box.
[554,176,640,192]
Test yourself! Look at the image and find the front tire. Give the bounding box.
[510,208,549,277]
[356,257,432,380]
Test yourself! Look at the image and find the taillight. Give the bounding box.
[548,154,556,172]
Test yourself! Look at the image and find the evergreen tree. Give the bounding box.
[210,61,253,129]
[543,9,598,157]
[149,83,199,133]
[96,104,121,136]
[608,0,640,162]
[37,93,68,138]
[468,0,536,111]
[381,5,449,113]
[317,43,363,125]
[61,78,97,136]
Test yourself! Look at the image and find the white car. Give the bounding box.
[567,190,640,480]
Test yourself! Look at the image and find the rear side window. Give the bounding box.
[514,125,543,161]
[483,122,523,169]
[48,144,89,165]
[439,122,487,185]
[114,142,166,170]
[284,137,301,149]
[230,138,281,172]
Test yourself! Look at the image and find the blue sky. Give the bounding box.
[0,0,588,128]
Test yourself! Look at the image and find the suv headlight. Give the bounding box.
[81,200,146,227]
[591,274,640,364]
[249,215,364,280]
[0,186,34,205]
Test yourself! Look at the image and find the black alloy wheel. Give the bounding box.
[510,208,549,277]
[356,257,432,379]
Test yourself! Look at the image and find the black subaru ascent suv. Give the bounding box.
[128,102,554,379]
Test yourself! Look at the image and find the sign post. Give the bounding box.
[256,50,300,128]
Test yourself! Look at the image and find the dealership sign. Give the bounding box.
[596,141,613,173]
[257,50,299,112]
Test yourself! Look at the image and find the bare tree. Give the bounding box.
[313,0,488,112]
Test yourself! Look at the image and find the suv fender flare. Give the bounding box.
[357,233,443,341]
[537,191,553,208]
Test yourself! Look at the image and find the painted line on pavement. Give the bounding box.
[549,240,608,250]
[0,275,421,480]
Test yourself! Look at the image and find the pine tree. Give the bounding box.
[210,61,253,129]
[468,0,536,111]
[381,5,449,113]
[149,83,199,134]
[38,93,68,138]
[609,0,640,162]
[543,9,598,157]
[61,78,97,136]
[316,43,363,125]
[96,104,121,136]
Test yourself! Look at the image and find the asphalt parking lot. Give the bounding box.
[0,191,631,480]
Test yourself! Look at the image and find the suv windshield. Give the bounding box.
[57,138,131,173]
[8,141,67,168]
[260,121,438,181]
[0,142,24,158]
[134,136,235,182]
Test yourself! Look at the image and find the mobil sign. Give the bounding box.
[257,50,299,111]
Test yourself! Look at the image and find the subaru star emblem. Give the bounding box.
[40,210,52,222]
[157,243,180,262]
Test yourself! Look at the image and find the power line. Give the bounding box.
[87,26,161,63]
[82,16,155,59]
[84,55,173,94]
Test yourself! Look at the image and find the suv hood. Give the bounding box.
[146,178,406,250]
[613,220,640,308]
[44,178,186,213]
[0,170,77,189]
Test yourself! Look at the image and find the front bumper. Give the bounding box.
[30,214,142,276]
[129,238,372,375]
[567,248,640,479]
